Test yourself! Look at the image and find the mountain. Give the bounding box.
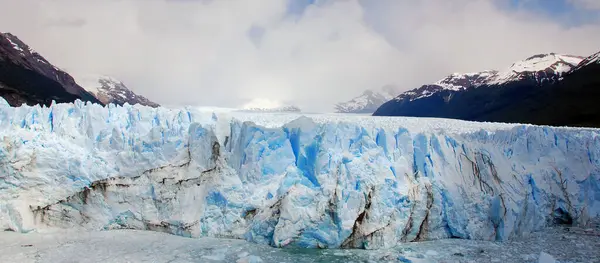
[397,70,499,102]
[75,75,159,107]
[0,32,101,107]
[335,85,399,113]
[393,53,583,102]
[374,52,600,128]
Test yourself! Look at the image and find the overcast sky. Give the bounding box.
[1,0,599,112]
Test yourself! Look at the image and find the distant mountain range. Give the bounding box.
[75,75,159,107]
[374,52,600,128]
[0,32,157,107]
[336,53,583,115]
[335,85,399,113]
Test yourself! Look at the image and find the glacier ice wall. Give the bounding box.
[0,99,599,249]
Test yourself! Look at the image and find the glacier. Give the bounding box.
[0,98,599,249]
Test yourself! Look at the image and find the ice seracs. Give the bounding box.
[0,101,598,249]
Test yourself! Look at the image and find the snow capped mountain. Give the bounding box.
[489,53,583,84]
[434,70,498,90]
[75,75,159,107]
[394,53,584,102]
[399,71,498,101]
[335,85,399,113]
[374,50,600,127]
[0,32,101,106]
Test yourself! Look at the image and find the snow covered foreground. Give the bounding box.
[0,99,599,250]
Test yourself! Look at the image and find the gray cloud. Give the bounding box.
[44,17,87,28]
[1,0,599,112]
[569,0,600,10]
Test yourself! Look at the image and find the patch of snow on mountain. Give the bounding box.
[489,53,583,84]
[434,70,498,91]
[73,74,159,107]
[335,85,399,113]
[585,52,600,65]
[510,54,579,73]
[5,36,24,53]
[572,51,600,71]
[394,53,585,103]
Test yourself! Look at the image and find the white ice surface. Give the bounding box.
[0,98,599,250]
[0,226,598,263]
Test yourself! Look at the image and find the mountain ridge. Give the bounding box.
[374,50,600,128]
[394,53,584,103]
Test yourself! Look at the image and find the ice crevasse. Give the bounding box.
[0,98,599,249]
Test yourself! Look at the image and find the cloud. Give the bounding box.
[569,0,600,10]
[0,0,599,112]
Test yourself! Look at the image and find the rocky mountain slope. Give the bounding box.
[335,85,398,113]
[75,75,159,107]
[0,32,101,106]
[374,52,600,128]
